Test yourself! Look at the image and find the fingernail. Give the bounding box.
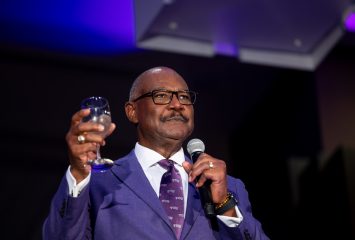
[98,125,104,131]
[189,175,194,182]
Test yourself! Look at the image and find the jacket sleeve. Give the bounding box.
[217,176,270,240]
[42,175,92,240]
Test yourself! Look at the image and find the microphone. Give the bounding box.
[187,138,215,217]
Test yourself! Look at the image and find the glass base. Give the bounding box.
[90,158,114,172]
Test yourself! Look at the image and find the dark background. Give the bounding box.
[1,31,355,239]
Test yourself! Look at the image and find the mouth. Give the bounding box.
[161,113,188,123]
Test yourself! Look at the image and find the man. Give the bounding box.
[43,66,269,239]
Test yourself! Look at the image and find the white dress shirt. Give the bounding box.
[66,142,243,227]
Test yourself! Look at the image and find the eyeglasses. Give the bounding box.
[132,89,197,105]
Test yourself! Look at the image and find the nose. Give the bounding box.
[168,93,183,108]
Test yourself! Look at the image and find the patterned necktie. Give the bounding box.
[159,159,184,240]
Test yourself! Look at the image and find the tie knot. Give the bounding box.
[158,159,174,170]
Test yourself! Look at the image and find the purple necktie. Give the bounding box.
[159,159,184,240]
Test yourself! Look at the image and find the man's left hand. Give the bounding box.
[182,153,236,217]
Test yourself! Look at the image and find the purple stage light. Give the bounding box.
[344,12,355,32]
[77,0,135,45]
[213,42,238,57]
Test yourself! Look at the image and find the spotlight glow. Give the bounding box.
[0,0,137,54]
[345,12,355,32]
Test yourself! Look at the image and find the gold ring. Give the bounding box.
[77,135,86,144]
[209,161,214,169]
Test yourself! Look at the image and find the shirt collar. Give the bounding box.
[134,142,185,171]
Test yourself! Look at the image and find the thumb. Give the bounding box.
[182,161,192,174]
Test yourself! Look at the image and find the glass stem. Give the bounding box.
[96,144,101,160]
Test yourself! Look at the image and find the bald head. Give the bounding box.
[129,66,187,101]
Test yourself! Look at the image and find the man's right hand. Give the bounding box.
[65,109,116,183]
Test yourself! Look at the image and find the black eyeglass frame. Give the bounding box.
[132,89,197,105]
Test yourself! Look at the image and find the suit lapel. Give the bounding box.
[110,151,174,232]
[180,183,203,239]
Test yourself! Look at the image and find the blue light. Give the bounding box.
[0,0,137,54]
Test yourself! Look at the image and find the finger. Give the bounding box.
[87,152,97,161]
[182,161,192,174]
[190,153,210,168]
[84,123,116,145]
[70,142,98,156]
[78,133,105,144]
[76,122,105,135]
[68,129,101,145]
[189,159,212,182]
[71,109,90,125]
[106,123,116,136]
[196,174,209,187]
[76,147,98,163]
[69,144,97,167]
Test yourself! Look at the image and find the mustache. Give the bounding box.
[161,113,189,122]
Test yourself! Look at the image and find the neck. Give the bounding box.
[138,139,183,159]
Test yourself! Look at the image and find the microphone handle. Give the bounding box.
[191,152,216,217]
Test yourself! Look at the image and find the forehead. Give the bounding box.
[140,69,189,92]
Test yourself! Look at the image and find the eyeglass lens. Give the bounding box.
[152,90,195,105]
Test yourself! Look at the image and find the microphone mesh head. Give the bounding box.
[187,138,205,155]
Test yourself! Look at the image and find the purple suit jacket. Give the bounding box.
[43,150,269,240]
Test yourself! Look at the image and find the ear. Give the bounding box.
[125,102,138,124]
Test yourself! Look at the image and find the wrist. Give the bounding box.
[70,165,90,183]
[214,192,238,215]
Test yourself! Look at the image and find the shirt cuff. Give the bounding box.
[216,205,244,227]
[65,166,91,197]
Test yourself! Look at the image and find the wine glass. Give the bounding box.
[81,96,114,172]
